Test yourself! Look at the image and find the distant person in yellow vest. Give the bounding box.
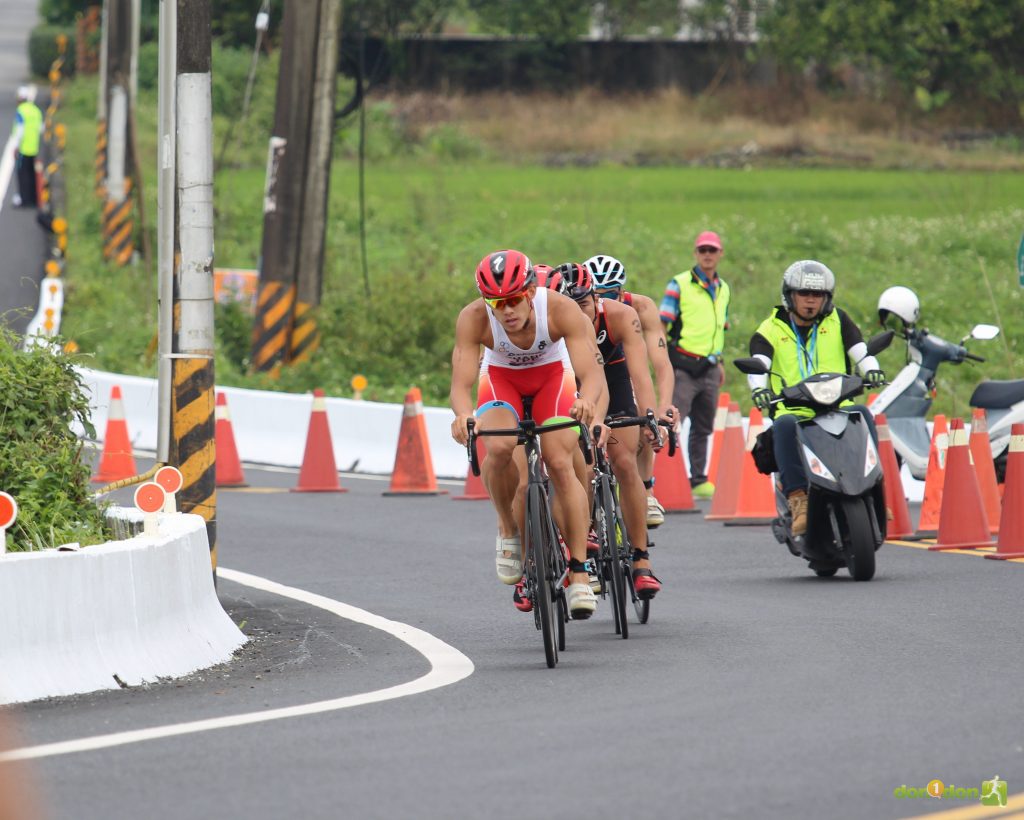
[747,260,885,535]
[11,85,42,208]
[659,230,731,498]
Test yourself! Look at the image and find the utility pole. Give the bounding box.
[169,0,217,571]
[101,0,135,265]
[291,0,343,364]
[251,0,340,372]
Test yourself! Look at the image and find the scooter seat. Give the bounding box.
[970,379,1024,410]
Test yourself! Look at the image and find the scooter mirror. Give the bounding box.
[865,330,895,356]
[733,357,769,376]
[970,323,1000,341]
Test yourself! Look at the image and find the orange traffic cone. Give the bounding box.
[969,408,1001,534]
[724,407,776,526]
[986,423,1024,561]
[384,387,448,496]
[915,414,948,536]
[875,414,913,539]
[292,389,347,493]
[652,434,698,513]
[453,438,489,501]
[215,392,247,487]
[705,402,744,521]
[928,418,993,551]
[707,391,730,487]
[92,385,138,483]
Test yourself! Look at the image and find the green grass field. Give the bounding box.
[54,76,1024,415]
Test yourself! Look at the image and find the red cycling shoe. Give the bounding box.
[632,548,661,600]
[586,528,600,555]
[513,582,533,613]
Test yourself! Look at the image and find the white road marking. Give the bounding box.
[0,567,475,762]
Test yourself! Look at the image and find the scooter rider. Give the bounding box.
[748,261,886,536]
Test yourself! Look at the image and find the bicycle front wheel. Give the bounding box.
[527,483,558,668]
[599,476,628,640]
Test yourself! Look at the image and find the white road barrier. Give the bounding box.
[77,368,469,478]
[0,512,245,705]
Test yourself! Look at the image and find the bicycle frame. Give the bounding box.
[466,416,590,668]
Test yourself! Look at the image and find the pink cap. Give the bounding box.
[694,231,722,250]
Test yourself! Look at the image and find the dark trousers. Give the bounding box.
[16,153,38,207]
[671,365,720,486]
[773,405,878,496]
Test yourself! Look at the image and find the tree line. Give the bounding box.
[39,0,1024,121]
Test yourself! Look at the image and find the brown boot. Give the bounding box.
[787,489,809,536]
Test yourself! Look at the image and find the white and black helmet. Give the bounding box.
[781,260,836,316]
[583,254,627,290]
[878,285,920,328]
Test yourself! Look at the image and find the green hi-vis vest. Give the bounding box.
[755,309,849,418]
[667,271,730,357]
[16,102,42,157]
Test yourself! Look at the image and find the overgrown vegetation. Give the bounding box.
[0,330,109,552]
[53,62,1024,413]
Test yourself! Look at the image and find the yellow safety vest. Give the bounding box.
[667,270,730,357]
[755,309,849,418]
[16,101,42,158]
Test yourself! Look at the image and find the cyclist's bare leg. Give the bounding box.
[608,426,651,570]
[637,437,656,501]
[549,445,591,548]
[542,428,592,587]
[479,407,521,542]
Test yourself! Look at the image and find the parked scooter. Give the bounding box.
[871,286,1024,481]
[733,330,894,581]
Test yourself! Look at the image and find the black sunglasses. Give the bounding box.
[696,246,720,254]
[795,289,826,297]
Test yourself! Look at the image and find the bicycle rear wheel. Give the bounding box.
[615,505,649,625]
[528,483,558,668]
[599,476,628,640]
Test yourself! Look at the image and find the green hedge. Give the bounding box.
[28,24,77,78]
[0,330,108,551]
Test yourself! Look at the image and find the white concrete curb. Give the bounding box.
[0,512,246,705]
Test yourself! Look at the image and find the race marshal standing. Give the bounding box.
[659,230,731,498]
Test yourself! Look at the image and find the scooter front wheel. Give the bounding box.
[839,497,876,581]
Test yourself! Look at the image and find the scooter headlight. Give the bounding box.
[804,376,843,405]
[864,436,879,477]
[802,444,836,482]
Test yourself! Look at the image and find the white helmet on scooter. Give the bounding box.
[878,286,920,328]
[781,260,835,317]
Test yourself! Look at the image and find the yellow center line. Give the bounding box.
[886,539,1024,563]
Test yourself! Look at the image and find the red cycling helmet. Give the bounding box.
[475,250,536,298]
[555,262,592,302]
[534,264,563,291]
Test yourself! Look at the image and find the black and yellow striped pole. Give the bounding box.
[167,0,216,571]
[102,177,134,264]
[95,119,107,198]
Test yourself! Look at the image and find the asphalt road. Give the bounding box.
[0,0,49,336]
[4,463,1022,820]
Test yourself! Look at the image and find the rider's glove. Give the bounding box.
[865,369,886,387]
[752,388,772,412]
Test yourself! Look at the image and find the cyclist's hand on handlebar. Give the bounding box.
[451,413,474,445]
[658,404,679,430]
[592,423,609,449]
[752,388,773,412]
[640,410,661,449]
[865,369,886,388]
[569,396,596,428]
